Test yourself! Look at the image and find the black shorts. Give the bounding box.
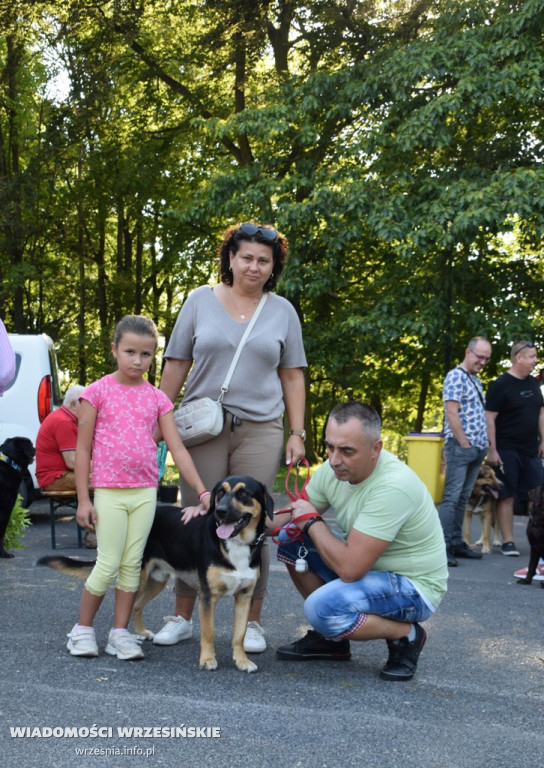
[495,449,544,501]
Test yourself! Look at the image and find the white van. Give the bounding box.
[0,334,63,504]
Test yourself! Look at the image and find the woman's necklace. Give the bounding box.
[230,290,261,320]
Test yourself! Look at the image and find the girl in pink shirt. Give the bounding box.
[68,315,210,661]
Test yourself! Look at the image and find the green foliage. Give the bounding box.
[1,0,544,449]
[4,496,31,551]
[161,461,180,487]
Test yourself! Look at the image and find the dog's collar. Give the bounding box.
[250,532,266,549]
[0,452,23,473]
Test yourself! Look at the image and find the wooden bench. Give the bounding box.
[40,491,84,550]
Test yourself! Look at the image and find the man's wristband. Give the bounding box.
[199,490,211,502]
[303,517,325,536]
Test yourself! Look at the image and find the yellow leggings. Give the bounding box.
[85,487,156,596]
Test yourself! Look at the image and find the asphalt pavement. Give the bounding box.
[1,495,543,768]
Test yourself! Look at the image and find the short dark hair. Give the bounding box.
[511,339,535,360]
[217,223,288,291]
[328,401,381,441]
[467,336,490,351]
[113,315,159,348]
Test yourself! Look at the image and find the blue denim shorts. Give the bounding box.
[277,535,433,639]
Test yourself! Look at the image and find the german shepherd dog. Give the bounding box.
[39,475,274,672]
[517,485,544,587]
[0,436,35,558]
[463,464,503,553]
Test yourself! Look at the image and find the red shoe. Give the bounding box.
[514,564,544,582]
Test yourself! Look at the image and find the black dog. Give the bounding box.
[0,436,35,557]
[517,485,544,587]
[39,475,274,672]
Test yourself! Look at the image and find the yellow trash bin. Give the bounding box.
[404,432,445,503]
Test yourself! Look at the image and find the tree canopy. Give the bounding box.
[1,0,543,456]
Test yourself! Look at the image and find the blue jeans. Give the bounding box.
[277,536,433,640]
[439,439,487,548]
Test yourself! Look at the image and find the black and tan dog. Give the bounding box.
[0,436,35,558]
[517,485,544,587]
[39,475,274,672]
[463,464,502,554]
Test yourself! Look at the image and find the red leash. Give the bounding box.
[272,460,314,544]
[285,458,310,502]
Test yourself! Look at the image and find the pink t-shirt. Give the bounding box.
[81,374,173,488]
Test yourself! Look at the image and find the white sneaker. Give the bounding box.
[153,615,193,645]
[105,629,144,660]
[514,564,544,581]
[243,621,266,653]
[66,624,98,657]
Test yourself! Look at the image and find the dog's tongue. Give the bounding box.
[216,522,236,540]
[484,485,500,500]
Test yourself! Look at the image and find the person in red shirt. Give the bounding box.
[36,385,84,492]
[36,384,97,547]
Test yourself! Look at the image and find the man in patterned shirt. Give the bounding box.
[439,337,492,566]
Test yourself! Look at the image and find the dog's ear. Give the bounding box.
[0,438,13,454]
[209,479,224,512]
[260,483,275,520]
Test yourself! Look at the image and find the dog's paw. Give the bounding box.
[481,546,491,554]
[199,656,218,671]
[517,578,532,585]
[133,631,154,642]
[235,657,258,673]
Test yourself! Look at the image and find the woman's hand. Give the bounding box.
[285,434,306,465]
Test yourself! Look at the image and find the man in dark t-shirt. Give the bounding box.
[485,341,544,556]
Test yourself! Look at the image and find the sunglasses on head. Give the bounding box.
[515,343,535,354]
[238,222,278,242]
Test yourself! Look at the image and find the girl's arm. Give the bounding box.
[75,399,97,529]
[158,410,210,511]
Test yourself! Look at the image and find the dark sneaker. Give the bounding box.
[501,542,520,556]
[452,542,482,559]
[446,547,458,567]
[276,630,351,661]
[380,624,427,681]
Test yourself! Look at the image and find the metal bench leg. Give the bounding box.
[49,498,57,550]
[48,496,80,549]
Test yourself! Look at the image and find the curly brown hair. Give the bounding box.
[217,223,288,291]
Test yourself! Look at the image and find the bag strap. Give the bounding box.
[456,366,485,407]
[218,292,268,403]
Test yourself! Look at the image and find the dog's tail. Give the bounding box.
[37,555,95,580]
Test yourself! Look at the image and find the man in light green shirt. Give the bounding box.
[274,401,448,681]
